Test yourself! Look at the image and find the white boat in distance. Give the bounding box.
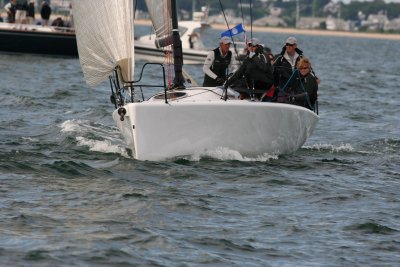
[135,20,209,65]
[72,0,319,161]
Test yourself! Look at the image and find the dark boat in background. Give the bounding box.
[0,23,77,56]
[0,21,208,62]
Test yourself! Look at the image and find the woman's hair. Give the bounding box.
[297,57,311,69]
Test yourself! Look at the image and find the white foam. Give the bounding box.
[303,143,354,153]
[21,137,39,142]
[60,119,130,158]
[60,119,85,133]
[186,147,278,162]
[76,137,130,158]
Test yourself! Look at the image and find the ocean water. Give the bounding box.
[0,26,399,266]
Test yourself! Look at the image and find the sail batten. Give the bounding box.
[72,0,134,86]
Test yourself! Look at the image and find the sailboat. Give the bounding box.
[72,0,319,161]
[0,22,77,56]
[134,20,208,64]
[134,2,209,64]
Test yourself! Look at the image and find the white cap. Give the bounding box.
[220,36,232,45]
[286,36,297,45]
[248,38,261,46]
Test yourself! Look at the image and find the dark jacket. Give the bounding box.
[27,3,35,18]
[226,53,273,93]
[273,46,304,90]
[285,72,318,110]
[15,0,28,11]
[51,17,64,27]
[40,3,51,20]
[203,47,232,87]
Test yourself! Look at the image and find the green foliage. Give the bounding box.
[341,0,400,20]
[136,0,400,26]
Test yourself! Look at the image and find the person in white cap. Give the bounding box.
[225,37,274,100]
[273,36,319,101]
[202,36,238,87]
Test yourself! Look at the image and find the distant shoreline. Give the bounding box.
[135,19,400,41]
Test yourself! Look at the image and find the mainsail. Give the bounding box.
[144,0,185,87]
[72,0,134,86]
[144,0,173,48]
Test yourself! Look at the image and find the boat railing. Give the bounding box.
[109,63,168,108]
[134,63,168,103]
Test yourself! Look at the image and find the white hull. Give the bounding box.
[71,2,319,161]
[112,87,319,161]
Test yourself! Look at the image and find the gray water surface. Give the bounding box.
[0,28,399,266]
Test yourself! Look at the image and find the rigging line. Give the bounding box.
[163,0,172,86]
[166,88,227,102]
[168,0,175,88]
[239,0,245,25]
[182,68,198,86]
[296,71,314,109]
[133,0,137,19]
[163,0,169,85]
[250,0,253,40]
[280,69,298,93]
[218,0,240,62]
[239,0,248,48]
[129,0,136,84]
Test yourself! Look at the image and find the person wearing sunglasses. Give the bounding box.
[286,58,318,110]
[273,36,319,102]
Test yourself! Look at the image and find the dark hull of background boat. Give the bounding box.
[0,29,78,56]
[0,29,208,63]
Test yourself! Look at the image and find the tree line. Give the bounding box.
[135,0,400,24]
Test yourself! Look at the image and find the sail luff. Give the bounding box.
[72,0,134,87]
[144,0,184,87]
[144,0,172,38]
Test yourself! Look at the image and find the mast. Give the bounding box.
[295,0,299,28]
[192,0,195,20]
[171,0,185,88]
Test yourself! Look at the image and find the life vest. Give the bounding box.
[203,48,232,86]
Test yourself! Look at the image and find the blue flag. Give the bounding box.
[220,23,245,37]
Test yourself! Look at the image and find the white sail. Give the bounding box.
[72,0,134,86]
[144,0,173,48]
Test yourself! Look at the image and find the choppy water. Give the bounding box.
[0,26,399,266]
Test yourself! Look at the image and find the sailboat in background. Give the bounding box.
[134,20,209,64]
[0,22,77,56]
[72,0,319,161]
[135,1,209,64]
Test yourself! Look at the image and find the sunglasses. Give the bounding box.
[299,67,309,70]
[286,43,295,47]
